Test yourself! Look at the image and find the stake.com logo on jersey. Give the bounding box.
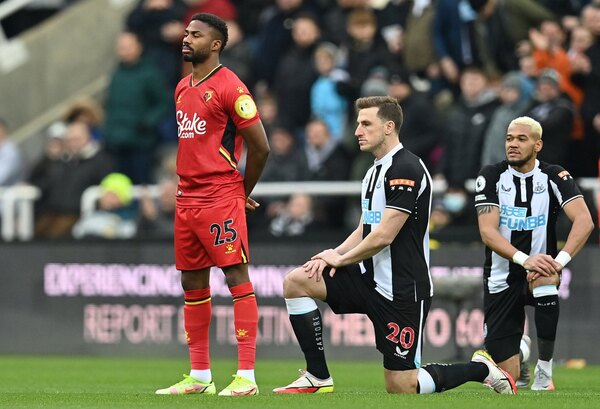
[499,205,547,231]
[176,110,207,139]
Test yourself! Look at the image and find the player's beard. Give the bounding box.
[507,150,535,167]
[182,46,211,64]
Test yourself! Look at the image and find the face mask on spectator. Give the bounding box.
[443,192,467,214]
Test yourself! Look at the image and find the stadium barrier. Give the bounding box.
[1,241,598,363]
[1,178,598,242]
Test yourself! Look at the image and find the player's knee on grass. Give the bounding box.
[384,369,418,394]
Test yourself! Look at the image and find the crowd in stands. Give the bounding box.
[1,0,600,242]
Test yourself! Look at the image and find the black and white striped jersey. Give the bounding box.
[474,159,583,294]
[360,143,433,302]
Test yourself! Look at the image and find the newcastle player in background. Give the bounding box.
[475,116,593,391]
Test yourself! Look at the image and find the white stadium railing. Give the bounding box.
[1,178,599,241]
[0,184,40,241]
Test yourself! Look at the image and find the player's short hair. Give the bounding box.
[190,13,229,53]
[509,116,543,140]
[355,96,404,134]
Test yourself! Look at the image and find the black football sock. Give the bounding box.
[534,294,559,361]
[423,362,488,392]
[289,309,330,379]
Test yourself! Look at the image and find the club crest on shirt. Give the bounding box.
[203,90,213,102]
[176,94,182,104]
[237,86,244,93]
[533,181,546,194]
[234,94,257,119]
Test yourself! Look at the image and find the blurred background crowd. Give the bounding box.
[1,0,599,243]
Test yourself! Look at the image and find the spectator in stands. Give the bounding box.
[310,42,349,142]
[182,0,237,26]
[525,68,575,166]
[433,0,485,92]
[304,118,352,228]
[320,0,370,45]
[478,0,555,74]
[564,25,594,176]
[268,192,317,237]
[305,118,352,182]
[359,67,390,98]
[440,66,500,188]
[529,20,583,106]
[336,7,396,105]
[387,68,442,173]
[261,127,309,183]
[32,122,113,239]
[103,31,171,184]
[72,172,138,239]
[63,98,105,141]
[582,0,600,36]
[28,122,67,184]
[568,25,594,77]
[255,93,278,135]
[258,127,309,229]
[402,0,438,92]
[481,72,532,166]
[253,0,315,87]
[572,2,600,176]
[538,0,588,19]
[463,0,505,79]
[136,176,177,239]
[126,0,187,90]
[0,119,25,187]
[516,54,537,102]
[272,12,321,137]
[232,0,271,37]
[220,19,254,86]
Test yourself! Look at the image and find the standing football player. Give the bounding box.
[156,13,269,396]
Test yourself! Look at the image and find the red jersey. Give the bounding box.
[174,65,260,207]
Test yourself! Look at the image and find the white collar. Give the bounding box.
[508,159,539,178]
[374,142,403,165]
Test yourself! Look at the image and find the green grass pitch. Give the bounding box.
[1,356,599,409]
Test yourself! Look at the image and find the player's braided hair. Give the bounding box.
[190,13,229,53]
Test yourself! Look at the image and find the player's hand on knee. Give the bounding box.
[523,254,559,277]
[303,259,327,281]
[311,249,342,269]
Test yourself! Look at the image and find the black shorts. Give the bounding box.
[483,277,535,362]
[323,264,431,370]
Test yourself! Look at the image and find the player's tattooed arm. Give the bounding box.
[477,205,494,215]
